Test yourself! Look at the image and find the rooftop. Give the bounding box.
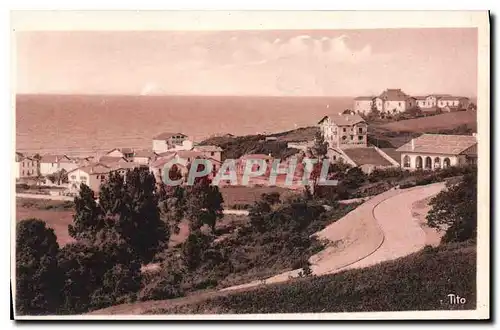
[194,145,223,152]
[153,132,187,140]
[133,149,158,158]
[354,96,375,101]
[318,113,365,126]
[343,147,393,166]
[40,154,73,163]
[378,89,411,101]
[396,134,477,155]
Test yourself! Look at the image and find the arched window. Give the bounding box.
[415,156,423,169]
[443,157,451,168]
[434,157,441,169]
[403,155,411,168]
[424,156,432,169]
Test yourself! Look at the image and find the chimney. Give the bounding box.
[411,138,415,151]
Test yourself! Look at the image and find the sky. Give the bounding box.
[16,28,478,97]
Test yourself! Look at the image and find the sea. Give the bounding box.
[15,94,353,157]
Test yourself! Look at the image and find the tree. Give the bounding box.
[68,184,104,241]
[343,167,366,190]
[311,131,328,159]
[426,172,477,243]
[58,228,141,313]
[185,175,224,233]
[181,230,212,271]
[16,219,62,315]
[98,167,169,263]
[158,165,186,235]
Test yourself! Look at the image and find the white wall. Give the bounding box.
[354,100,373,114]
[400,153,458,170]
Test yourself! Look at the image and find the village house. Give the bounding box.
[237,154,273,176]
[353,96,376,114]
[318,113,368,149]
[104,148,135,160]
[375,89,416,113]
[98,155,129,166]
[39,154,79,176]
[437,96,470,110]
[15,152,40,179]
[67,161,146,193]
[396,134,477,170]
[132,149,158,165]
[192,145,223,162]
[152,132,193,153]
[67,163,111,194]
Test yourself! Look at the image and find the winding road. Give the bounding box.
[222,182,446,291]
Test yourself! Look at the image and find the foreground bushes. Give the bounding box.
[146,241,476,314]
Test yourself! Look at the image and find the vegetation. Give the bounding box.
[145,241,476,314]
[427,171,477,244]
[16,219,62,315]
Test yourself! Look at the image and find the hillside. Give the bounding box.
[199,126,319,160]
[90,241,476,315]
[375,111,477,134]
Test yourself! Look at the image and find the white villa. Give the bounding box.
[396,134,477,170]
[354,89,471,114]
[152,132,193,153]
[318,113,368,149]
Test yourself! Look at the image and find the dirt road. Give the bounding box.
[222,182,445,291]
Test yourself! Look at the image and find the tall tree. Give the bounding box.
[311,131,328,160]
[427,172,477,243]
[158,165,186,235]
[99,168,169,263]
[68,184,104,241]
[185,175,224,233]
[16,219,62,315]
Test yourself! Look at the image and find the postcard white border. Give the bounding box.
[9,10,490,321]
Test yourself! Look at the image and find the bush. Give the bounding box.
[16,219,62,315]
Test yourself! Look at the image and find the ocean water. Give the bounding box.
[15,94,352,156]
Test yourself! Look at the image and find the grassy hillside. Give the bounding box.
[200,126,319,160]
[143,242,476,314]
[375,111,476,134]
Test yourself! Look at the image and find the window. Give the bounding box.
[211,151,215,156]
[350,135,354,140]
[342,136,347,141]
[398,102,402,106]
[71,175,76,180]
[358,136,363,141]
[22,170,24,176]
[358,127,363,134]
[343,128,346,132]
[403,155,411,168]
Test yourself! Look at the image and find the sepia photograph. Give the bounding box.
[11,10,490,320]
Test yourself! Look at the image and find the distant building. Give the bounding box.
[193,145,223,162]
[104,148,135,159]
[354,96,376,114]
[152,132,192,153]
[396,134,477,170]
[132,149,158,165]
[355,90,470,113]
[375,89,416,113]
[67,163,111,193]
[15,152,40,178]
[98,155,129,165]
[318,113,368,149]
[39,154,78,175]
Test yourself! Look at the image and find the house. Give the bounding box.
[375,89,416,113]
[353,96,376,114]
[318,113,367,149]
[192,145,223,162]
[152,132,192,153]
[132,149,158,165]
[67,163,112,193]
[98,155,129,165]
[39,154,78,176]
[437,96,470,110]
[15,152,40,178]
[396,134,477,170]
[104,148,135,159]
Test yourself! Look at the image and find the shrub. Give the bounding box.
[16,219,62,315]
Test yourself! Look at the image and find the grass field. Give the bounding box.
[375,111,477,133]
[139,241,476,314]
